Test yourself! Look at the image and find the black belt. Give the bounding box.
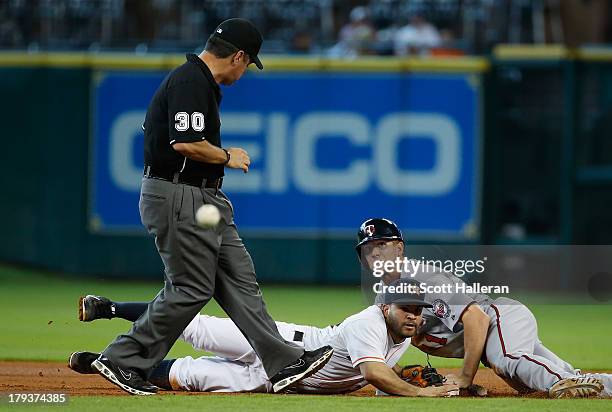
[293,331,304,342]
[144,165,222,190]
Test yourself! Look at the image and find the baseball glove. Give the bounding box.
[400,364,445,387]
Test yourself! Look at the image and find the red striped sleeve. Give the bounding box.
[352,356,385,367]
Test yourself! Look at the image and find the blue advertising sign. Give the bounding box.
[90,69,481,238]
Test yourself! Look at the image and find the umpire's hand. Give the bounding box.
[227,147,251,173]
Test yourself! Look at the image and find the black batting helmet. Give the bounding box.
[355,218,403,259]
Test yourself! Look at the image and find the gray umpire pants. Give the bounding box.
[102,177,304,379]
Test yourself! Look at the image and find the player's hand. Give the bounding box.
[226,147,250,173]
[420,382,459,397]
[466,383,488,397]
[446,373,472,389]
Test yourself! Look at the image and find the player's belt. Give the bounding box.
[293,331,304,342]
[144,165,222,190]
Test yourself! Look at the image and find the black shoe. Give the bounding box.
[68,351,100,374]
[270,345,334,393]
[79,295,114,322]
[92,355,158,395]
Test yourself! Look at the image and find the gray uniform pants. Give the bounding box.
[483,298,576,392]
[102,177,304,379]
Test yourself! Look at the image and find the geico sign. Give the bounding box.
[109,111,461,196]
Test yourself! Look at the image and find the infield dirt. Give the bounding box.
[0,361,557,398]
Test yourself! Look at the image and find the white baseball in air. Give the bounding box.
[196,204,221,228]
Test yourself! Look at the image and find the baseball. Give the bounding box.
[196,204,221,228]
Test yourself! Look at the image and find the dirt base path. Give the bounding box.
[0,361,564,398]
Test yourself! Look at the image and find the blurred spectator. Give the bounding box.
[374,21,400,55]
[328,6,375,58]
[123,0,155,46]
[393,14,441,56]
[2,1,611,55]
[0,10,21,47]
[291,30,315,54]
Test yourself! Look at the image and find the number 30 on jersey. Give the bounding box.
[175,112,205,132]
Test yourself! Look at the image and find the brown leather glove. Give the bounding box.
[400,364,445,388]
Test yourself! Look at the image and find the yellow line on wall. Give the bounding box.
[575,48,612,62]
[493,45,612,62]
[493,44,573,60]
[0,51,489,73]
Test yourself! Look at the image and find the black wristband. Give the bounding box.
[222,148,231,165]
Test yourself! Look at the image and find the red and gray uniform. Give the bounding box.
[374,264,487,359]
[374,261,608,393]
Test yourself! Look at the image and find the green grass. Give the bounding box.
[1,264,611,369]
[2,394,611,412]
[1,264,611,410]
[0,265,366,362]
[60,395,612,412]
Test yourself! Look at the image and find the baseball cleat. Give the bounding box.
[548,377,603,398]
[79,295,114,322]
[270,345,334,393]
[68,351,100,374]
[92,355,157,396]
[579,373,612,398]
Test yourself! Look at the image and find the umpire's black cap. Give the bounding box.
[210,18,264,70]
[355,218,403,258]
[382,279,432,307]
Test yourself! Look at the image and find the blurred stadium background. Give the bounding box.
[1,0,612,285]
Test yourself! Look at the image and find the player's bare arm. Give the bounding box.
[359,362,458,397]
[410,336,453,357]
[409,332,459,358]
[173,141,250,172]
[450,303,489,388]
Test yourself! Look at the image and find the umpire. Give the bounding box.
[92,18,333,395]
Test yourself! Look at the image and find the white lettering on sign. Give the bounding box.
[221,113,263,192]
[374,113,460,196]
[107,111,462,196]
[293,112,370,195]
[109,110,146,191]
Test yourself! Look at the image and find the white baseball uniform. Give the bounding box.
[374,261,612,396]
[169,306,410,393]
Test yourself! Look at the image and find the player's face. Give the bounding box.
[362,240,404,274]
[384,304,422,340]
[223,51,251,85]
